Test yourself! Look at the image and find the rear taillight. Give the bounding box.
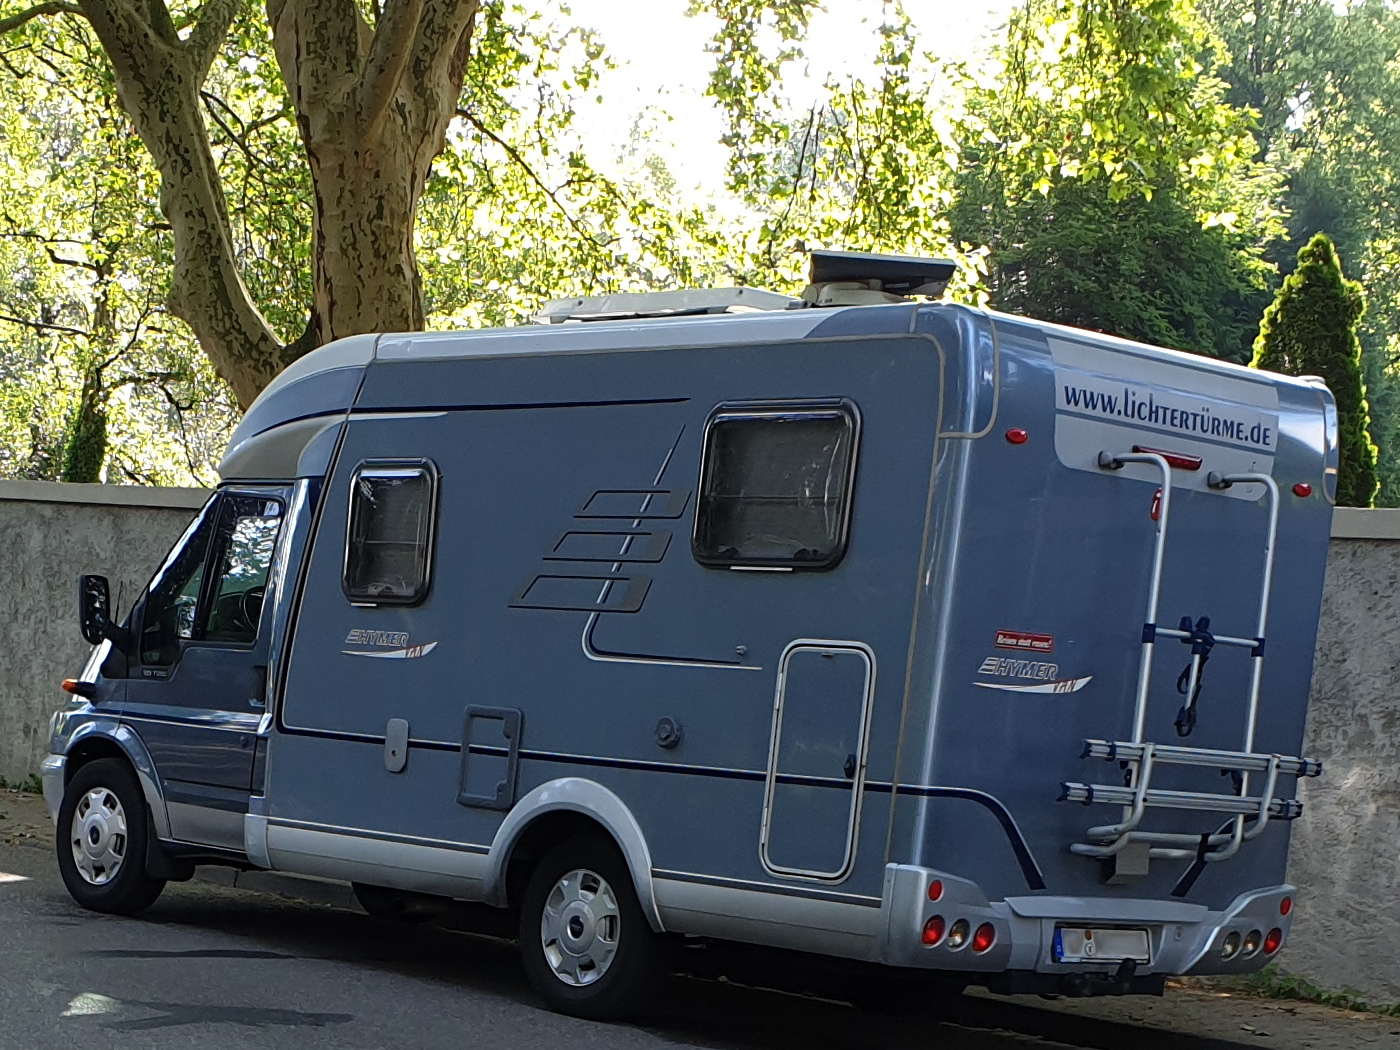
[1280,896,1293,916]
[922,916,946,946]
[972,923,996,954]
[1264,928,1284,955]
[927,879,944,902]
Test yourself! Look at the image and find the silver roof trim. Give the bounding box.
[375,308,832,363]
[533,287,800,324]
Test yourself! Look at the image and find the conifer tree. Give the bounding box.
[1253,233,1378,507]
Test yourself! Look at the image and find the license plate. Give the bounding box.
[1053,927,1151,964]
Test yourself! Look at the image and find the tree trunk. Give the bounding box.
[58,0,477,407]
[76,0,288,410]
[268,0,478,343]
[60,367,108,483]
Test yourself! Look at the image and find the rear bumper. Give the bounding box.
[879,864,1293,980]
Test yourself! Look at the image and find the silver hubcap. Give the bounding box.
[70,787,127,886]
[540,868,621,986]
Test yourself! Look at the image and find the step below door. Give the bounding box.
[760,641,875,881]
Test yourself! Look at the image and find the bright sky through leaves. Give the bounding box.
[567,0,1014,194]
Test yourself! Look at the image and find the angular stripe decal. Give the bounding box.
[973,676,1092,694]
[342,642,439,659]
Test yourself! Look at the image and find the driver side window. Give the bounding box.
[204,498,283,644]
[139,493,284,665]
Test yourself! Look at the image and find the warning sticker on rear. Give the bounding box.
[995,629,1054,653]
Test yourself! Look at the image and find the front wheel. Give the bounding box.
[518,835,662,1021]
[55,758,165,915]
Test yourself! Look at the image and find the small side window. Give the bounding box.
[693,401,859,570]
[343,461,438,605]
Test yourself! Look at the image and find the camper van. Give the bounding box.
[41,252,1332,1020]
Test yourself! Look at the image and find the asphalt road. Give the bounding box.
[0,822,1393,1050]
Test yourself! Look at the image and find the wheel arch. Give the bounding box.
[485,778,664,932]
[63,721,170,838]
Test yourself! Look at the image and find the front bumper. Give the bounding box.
[39,753,65,825]
[880,865,1294,980]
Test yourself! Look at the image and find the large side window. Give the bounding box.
[343,461,438,605]
[693,401,859,570]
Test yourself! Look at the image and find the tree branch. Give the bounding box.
[455,106,593,243]
[409,0,477,112]
[0,2,82,35]
[0,311,87,337]
[185,0,238,83]
[358,0,425,144]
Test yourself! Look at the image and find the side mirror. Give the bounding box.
[78,574,111,645]
[78,574,131,653]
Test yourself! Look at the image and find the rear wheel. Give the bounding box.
[55,758,165,915]
[518,835,661,1020]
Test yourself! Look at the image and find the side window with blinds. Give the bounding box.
[692,401,859,570]
[343,461,438,605]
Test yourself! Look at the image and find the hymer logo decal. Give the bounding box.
[975,654,1091,694]
[342,629,438,660]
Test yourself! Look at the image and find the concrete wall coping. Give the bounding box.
[0,479,210,511]
[1330,507,1400,540]
[2,481,1400,539]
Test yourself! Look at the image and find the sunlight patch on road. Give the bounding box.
[61,992,120,1017]
[0,871,28,884]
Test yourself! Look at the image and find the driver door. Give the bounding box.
[122,487,289,850]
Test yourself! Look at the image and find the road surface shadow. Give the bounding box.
[118,887,1258,1050]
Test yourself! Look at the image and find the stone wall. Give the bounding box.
[1286,507,1400,1003]
[0,480,206,784]
[0,482,1395,1000]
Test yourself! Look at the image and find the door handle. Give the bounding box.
[843,753,857,780]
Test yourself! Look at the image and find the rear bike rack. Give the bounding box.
[1059,453,1321,867]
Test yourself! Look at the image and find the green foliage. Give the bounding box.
[59,372,108,483]
[422,1,737,325]
[964,179,1271,361]
[1202,0,1400,503]
[693,4,984,295]
[1253,233,1377,507]
[962,0,1257,204]
[0,8,240,485]
[0,772,42,793]
[1235,963,1400,1016]
[947,0,1279,356]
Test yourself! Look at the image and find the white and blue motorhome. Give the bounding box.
[43,252,1333,1019]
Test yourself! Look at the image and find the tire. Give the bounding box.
[518,834,662,1021]
[55,757,165,915]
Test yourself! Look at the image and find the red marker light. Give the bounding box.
[1293,483,1313,498]
[1280,896,1293,916]
[1005,428,1029,445]
[1263,928,1284,955]
[928,879,944,902]
[971,923,997,954]
[922,915,946,946]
